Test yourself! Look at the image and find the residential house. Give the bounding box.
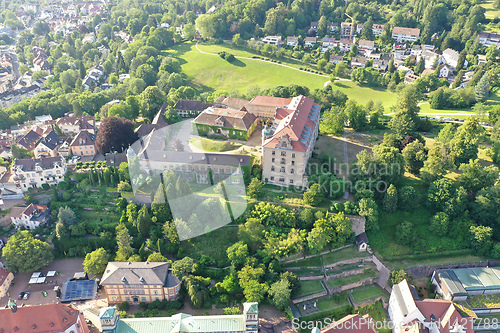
[0,303,89,333]
[439,65,453,79]
[0,268,14,299]
[287,36,299,47]
[356,23,364,34]
[329,55,344,64]
[392,43,410,60]
[17,129,42,151]
[173,100,213,117]
[262,95,321,187]
[440,48,467,69]
[355,232,369,252]
[340,22,354,38]
[351,57,368,68]
[10,203,50,229]
[330,22,339,32]
[193,106,258,140]
[372,24,384,35]
[410,44,422,57]
[478,54,487,66]
[262,36,283,46]
[32,46,47,59]
[207,4,223,13]
[99,302,258,333]
[33,131,63,158]
[388,279,474,333]
[82,33,96,44]
[392,27,420,42]
[358,39,375,54]
[372,59,388,71]
[420,49,439,69]
[310,22,319,31]
[339,38,354,52]
[478,32,500,48]
[304,37,317,47]
[398,66,414,75]
[100,261,182,304]
[56,116,95,135]
[97,45,109,55]
[194,9,203,16]
[11,156,67,190]
[33,57,50,73]
[69,130,96,157]
[421,68,434,76]
[313,313,377,333]
[82,66,105,89]
[322,37,337,49]
[404,73,420,84]
[365,51,381,60]
[134,104,168,137]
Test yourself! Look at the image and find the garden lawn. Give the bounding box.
[284,255,322,268]
[359,300,391,333]
[296,280,326,298]
[286,267,324,277]
[329,81,398,109]
[316,294,350,311]
[179,227,238,267]
[189,137,241,152]
[322,246,371,266]
[350,285,387,303]
[327,269,378,289]
[171,42,327,93]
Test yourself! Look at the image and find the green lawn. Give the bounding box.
[296,293,350,316]
[418,103,476,118]
[296,280,326,298]
[286,267,324,277]
[481,0,500,17]
[189,137,242,152]
[329,80,398,109]
[284,255,322,268]
[359,300,391,333]
[327,269,378,289]
[322,246,371,266]
[350,285,387,303]
[179,227,238,267]
[171,42,327,93]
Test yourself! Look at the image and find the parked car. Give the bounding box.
[23,292,30,299]
[18,292,25,300]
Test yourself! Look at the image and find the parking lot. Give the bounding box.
[0,258,89,307]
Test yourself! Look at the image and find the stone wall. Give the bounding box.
[328,277,378,294]
[292,291,328,304]
[325,268,365,281]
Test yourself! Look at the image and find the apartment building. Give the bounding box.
[478,32,500,48]
[392,27,420,42]
[262,95,321,188]
[10,203,50,229]
[11,156,67,190]
[100,262,182,304]
[287,36,299,47]
[372,24,384,35]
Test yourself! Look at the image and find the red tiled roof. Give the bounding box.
[321,314,377,333]
[248,96,292,108]
[0,303,89,333]
[415,299,474,333]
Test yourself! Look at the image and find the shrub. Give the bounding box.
[62,192,72,201]
[117,181,132,192]
[119,301,130,312]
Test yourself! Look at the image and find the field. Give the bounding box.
[171,42,327,93]
[296,280,326,298]
[350,285,388,303]
[189,137,241,152]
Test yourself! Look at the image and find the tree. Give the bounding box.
[431,212,449,236]
[399,186,418,212]
[390,270,410,285]
[415,57,425,75]
[238,218,265,251]
[141,86,165,121]
[345,100,367,131]
[238,265,268,303]
[268,279,292,310]
[303,183,324,206]
[116,223,133,261]
[470,225,493,255]
[456,50,467,71]
[383,184,398,213]
[474,72,489,102]
[450,117,483,166]
[358,198,379,231]
[319,107,346,135]
[147,252,169,262]
[137,205,151,236]
[135,64,156,86]
[458,159,499,193]
[2,230,53,273]
[402,140,426,175]
[83,248,109,275]
[396,221,415,245]
[227,241,249,267]
[56,222,70,239]
[247,178,264,199]
[391,86,421,139]
[361,17,373,40]
[58,206,77,226]
[172,257,194,277]
[429,88,444,109]
[95,117,137,154]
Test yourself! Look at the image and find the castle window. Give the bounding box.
[281,151,286,156]
[292,153,296,158]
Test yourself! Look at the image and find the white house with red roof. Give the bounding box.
[10,203,50,229]
[261,95,321,187]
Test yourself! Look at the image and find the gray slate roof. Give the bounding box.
[101,262,177,287]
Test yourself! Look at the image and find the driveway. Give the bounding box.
[0,258,85,307]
